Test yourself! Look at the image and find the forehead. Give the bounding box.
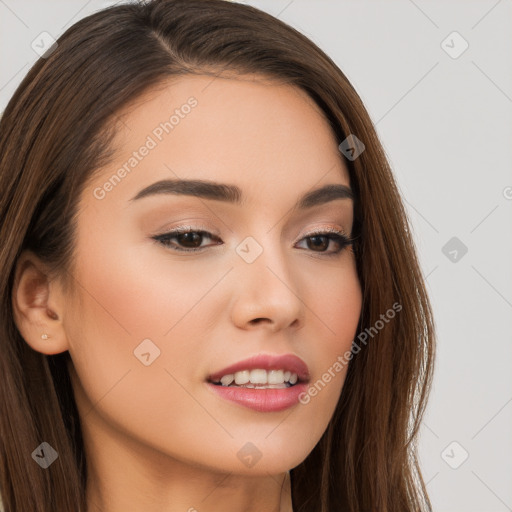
[84,73,350,209]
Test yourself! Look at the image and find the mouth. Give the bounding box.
[207,353,310,387]
[205,353,310,412]
[208,368,302,389]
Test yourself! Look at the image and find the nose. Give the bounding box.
[229,240,304,333]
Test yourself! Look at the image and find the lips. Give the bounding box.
[207,353,310,384]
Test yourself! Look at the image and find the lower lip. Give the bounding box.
[206,382,308,412]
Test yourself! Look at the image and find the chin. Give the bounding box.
[226,441,313,476]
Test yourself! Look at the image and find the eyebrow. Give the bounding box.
[129,179,353,209]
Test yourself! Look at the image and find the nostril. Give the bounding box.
[249,318,268,325]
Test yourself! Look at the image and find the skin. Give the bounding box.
[12,73,362,512]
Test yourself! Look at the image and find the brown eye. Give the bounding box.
[295,230,353,256]
[306,235,329,251]
[175,232,204,248]
[153,229,221,252]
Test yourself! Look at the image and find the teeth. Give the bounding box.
[250,369,267,384]
[215,369,298,387]
[267,369,284,384]
[234,370,250,385]
[220,374,234,386]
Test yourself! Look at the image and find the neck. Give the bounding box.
[86,462,293,512]
[82,410,293,512]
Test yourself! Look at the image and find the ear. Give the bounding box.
[11,250,70,355]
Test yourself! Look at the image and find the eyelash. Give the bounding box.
[152,225,355,257]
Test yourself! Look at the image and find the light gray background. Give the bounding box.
[1,1,511,511]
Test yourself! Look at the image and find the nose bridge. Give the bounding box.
[230,232,303,330]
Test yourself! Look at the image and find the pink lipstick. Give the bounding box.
[206,353,310,412]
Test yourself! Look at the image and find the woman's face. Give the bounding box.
[63,74,362,475]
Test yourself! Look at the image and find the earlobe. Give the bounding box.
[11,250,69,355]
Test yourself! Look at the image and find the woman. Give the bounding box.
[0,1,435,510]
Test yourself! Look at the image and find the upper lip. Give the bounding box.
[207,353,310,383]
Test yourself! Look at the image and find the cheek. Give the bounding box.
[63,234,234,438]
[64,249,234,467]
[70,224,222,333]
[302,255,362,353]
[65,237,224,381]
[295,257,362,410]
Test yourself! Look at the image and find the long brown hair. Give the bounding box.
[0,1,435,510]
